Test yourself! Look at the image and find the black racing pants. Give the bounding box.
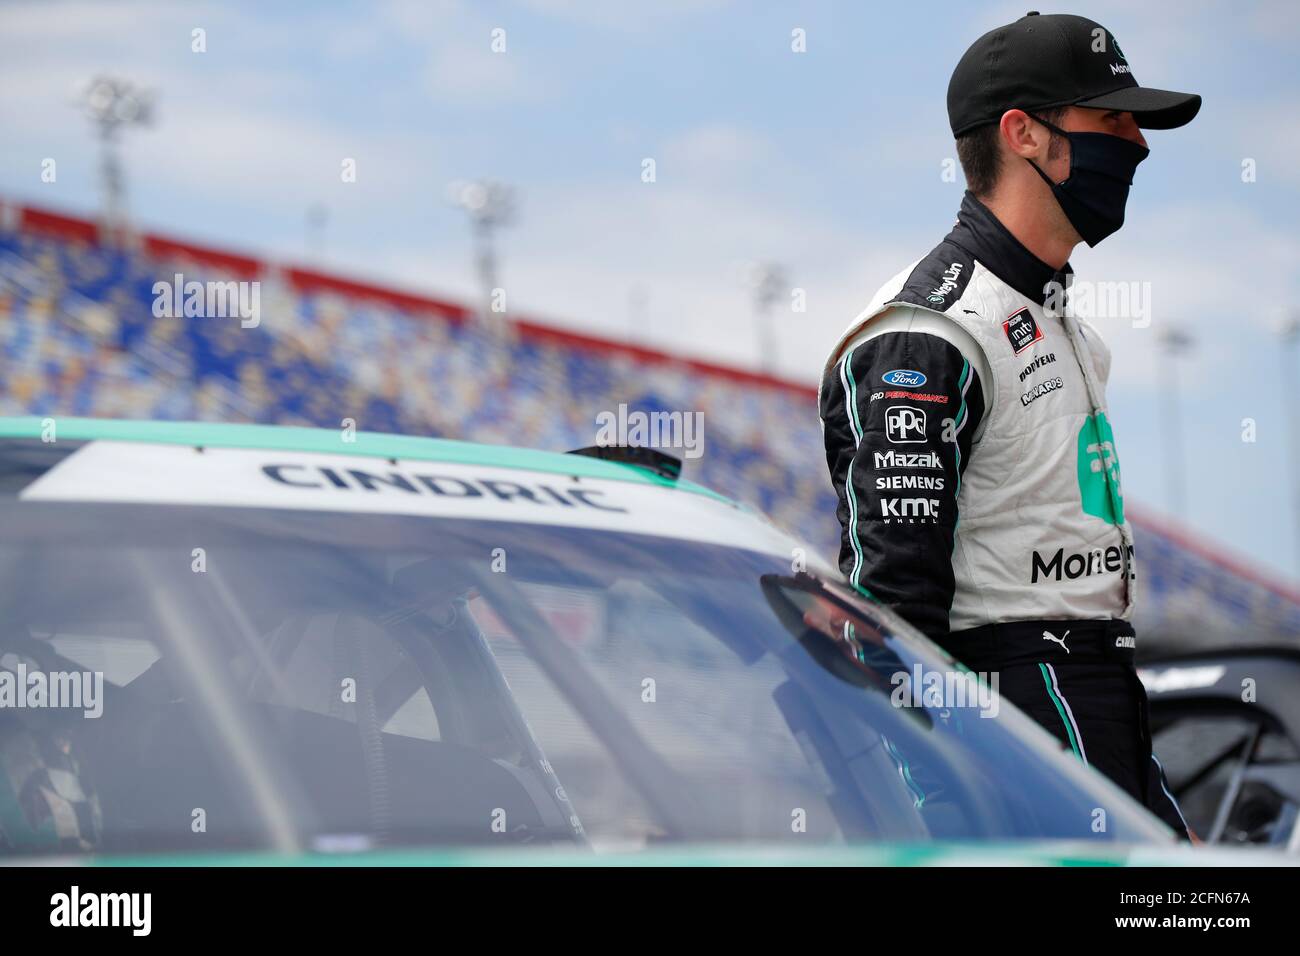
[945,619,1191,840]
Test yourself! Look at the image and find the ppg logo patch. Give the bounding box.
[885,406,927,444]
[1003,308,1043,354]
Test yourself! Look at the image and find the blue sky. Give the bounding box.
[2,0,1299,579]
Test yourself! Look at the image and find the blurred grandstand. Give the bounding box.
[1,199,1297,653]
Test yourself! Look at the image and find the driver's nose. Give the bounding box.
[1117,113,1148,149]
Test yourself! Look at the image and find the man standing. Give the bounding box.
[819,13,1199,836]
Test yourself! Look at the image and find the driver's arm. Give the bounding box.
[819,307,990,640]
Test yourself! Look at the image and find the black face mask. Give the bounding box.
[1025,113,1150,247]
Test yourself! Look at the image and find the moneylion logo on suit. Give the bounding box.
[1077,412,1124,524]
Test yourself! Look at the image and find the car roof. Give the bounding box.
[0,416,735,504]
[0,416,824,561]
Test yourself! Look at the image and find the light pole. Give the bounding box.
[747,261,788,375]
[79,76,154,243]
[1158,325,1195,522]
[447,180,518,345]
[306,203,328,262]
[627,284,649,345]
[1282,315,1300,576]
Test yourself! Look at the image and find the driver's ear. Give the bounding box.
[999,109,1048,160]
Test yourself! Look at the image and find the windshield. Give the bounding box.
[0,502,1171,856]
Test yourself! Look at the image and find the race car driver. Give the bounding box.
[818,13,1200,837]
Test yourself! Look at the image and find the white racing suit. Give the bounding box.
[819,190,1189,837]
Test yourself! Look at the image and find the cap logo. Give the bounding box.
[1090,28,1127,61]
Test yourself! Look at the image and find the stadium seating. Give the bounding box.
[1,206,1297,651]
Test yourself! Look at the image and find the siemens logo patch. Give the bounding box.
[263,464,626,512]
[876,475,944,491]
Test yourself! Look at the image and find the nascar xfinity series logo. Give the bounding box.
[1003,308,1044,354]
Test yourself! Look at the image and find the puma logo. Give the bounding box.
[1042,629,1071,653]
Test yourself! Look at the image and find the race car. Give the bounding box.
[0,415,1267,865]
[1141,648,1300,852]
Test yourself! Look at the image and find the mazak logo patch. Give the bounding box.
[1003,308,1044,354]
[874,450,941,470]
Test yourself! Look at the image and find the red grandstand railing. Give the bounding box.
[513,316,817,397]
[143,234,261,278]
[20,206,98,244]
[14,200,817,400]
[284,266,472,323]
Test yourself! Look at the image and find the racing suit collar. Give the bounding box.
[947,191,1071,306]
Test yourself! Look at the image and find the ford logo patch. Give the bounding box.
[881,369,927,388]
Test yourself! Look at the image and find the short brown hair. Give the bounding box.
[955,106,1067,197]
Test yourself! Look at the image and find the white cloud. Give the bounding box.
[362,175,921,382]
[515,0,735,32]
[421,39,541,107]
[659,123,771,175]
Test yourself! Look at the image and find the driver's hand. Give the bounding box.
[801,595,885,649]
[800,595,890,676]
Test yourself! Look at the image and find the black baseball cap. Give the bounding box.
[947,12,1201,136]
